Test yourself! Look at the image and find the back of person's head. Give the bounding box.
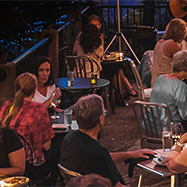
[66,174,112,187]
[89,15,101,24]
[163,18,187,43]
[32,56,54,86]
[3,73,37,127]
[79,24,102,54]
[75,94,104,130]
[172,50,187,73]
[89,14,101,29]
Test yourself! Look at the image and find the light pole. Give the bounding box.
[104,0,141,64]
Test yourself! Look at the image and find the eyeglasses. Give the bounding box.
[103,109,107,116]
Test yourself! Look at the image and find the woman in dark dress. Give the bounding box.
[0,120,25,177]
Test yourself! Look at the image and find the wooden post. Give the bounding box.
[41,29,59,79]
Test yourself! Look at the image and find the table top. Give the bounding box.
[102,57,130,65]
[50,111,79,134]
[137,149,172,177]
[55,77,110,91]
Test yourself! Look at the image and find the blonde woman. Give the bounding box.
[151,18,187,86]
[0,73,54,180]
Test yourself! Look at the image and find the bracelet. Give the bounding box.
[177,142,183,147]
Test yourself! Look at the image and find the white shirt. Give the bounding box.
[32,84,55,104]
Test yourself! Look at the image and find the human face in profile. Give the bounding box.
[90,20,101,29]
[37,61,51,85]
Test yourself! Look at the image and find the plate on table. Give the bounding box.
[153,157,167,166]
[2,176,30,187]
[52,123,67,129]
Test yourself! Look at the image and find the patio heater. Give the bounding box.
[104,0,141,64]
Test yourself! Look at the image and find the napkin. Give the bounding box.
[52,124,66,129]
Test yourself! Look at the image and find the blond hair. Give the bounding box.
[163,18,187,43]
[3,73,37,127]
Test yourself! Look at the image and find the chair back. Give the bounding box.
[133,100,172,149]
[65,55,100,78]
[57,163,82,184]
[124,58,152,101]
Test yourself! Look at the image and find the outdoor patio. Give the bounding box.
[99,82,187,187]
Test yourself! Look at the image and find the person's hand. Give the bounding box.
[132,149,155,159]
[179,132,187,144]
[51,88,61,100]
[53,107,63,113]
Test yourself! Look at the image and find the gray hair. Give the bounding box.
[172,50,187,72]
[75,94,104,130]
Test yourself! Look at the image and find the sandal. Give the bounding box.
[128,88,139,97]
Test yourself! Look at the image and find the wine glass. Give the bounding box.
[50,93,61,119]
[170,122,184,144]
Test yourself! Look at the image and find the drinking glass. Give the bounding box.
[64,109,73,127]
[67,71,74,87]
[50,93,61,119]
[162,130,172,152]
[170,122,183,144]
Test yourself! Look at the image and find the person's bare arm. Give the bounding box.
[43,140,51,151]
[110,149,154,165]
[164,40,180,58]
[43,88,61,108]
[167,132,187,174]
[0,148,25,177]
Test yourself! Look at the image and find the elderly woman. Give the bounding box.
[151,18,187,86]
[0,73,54,180]
[32,56,61,108]
[150,50,187,131]
[0,120,25,177]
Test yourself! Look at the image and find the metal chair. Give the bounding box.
[133,100,172,149]
[64,55,110,115]
[65,55,100,78]
[57,163,82,184]
[125,58,152,101]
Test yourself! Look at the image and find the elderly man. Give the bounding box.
[60,94,154,186]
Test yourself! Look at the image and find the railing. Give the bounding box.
[100,4,172,32]
[0,20,75,106]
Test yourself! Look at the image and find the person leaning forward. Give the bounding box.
[60,94,154,186]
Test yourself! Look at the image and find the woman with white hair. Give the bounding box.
[150,50,187,131]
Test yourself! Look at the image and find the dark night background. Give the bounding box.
[0,1,101,61]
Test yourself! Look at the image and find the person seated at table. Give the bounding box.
[73,16,138,97]
[151,18,187,86]
[150,50,187,132]
[31,56,62,109]
[167,132,187,174]
[0,120,25,177]
[0,72,55,180]
[66,173,112,187]
[60,94,154,186]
